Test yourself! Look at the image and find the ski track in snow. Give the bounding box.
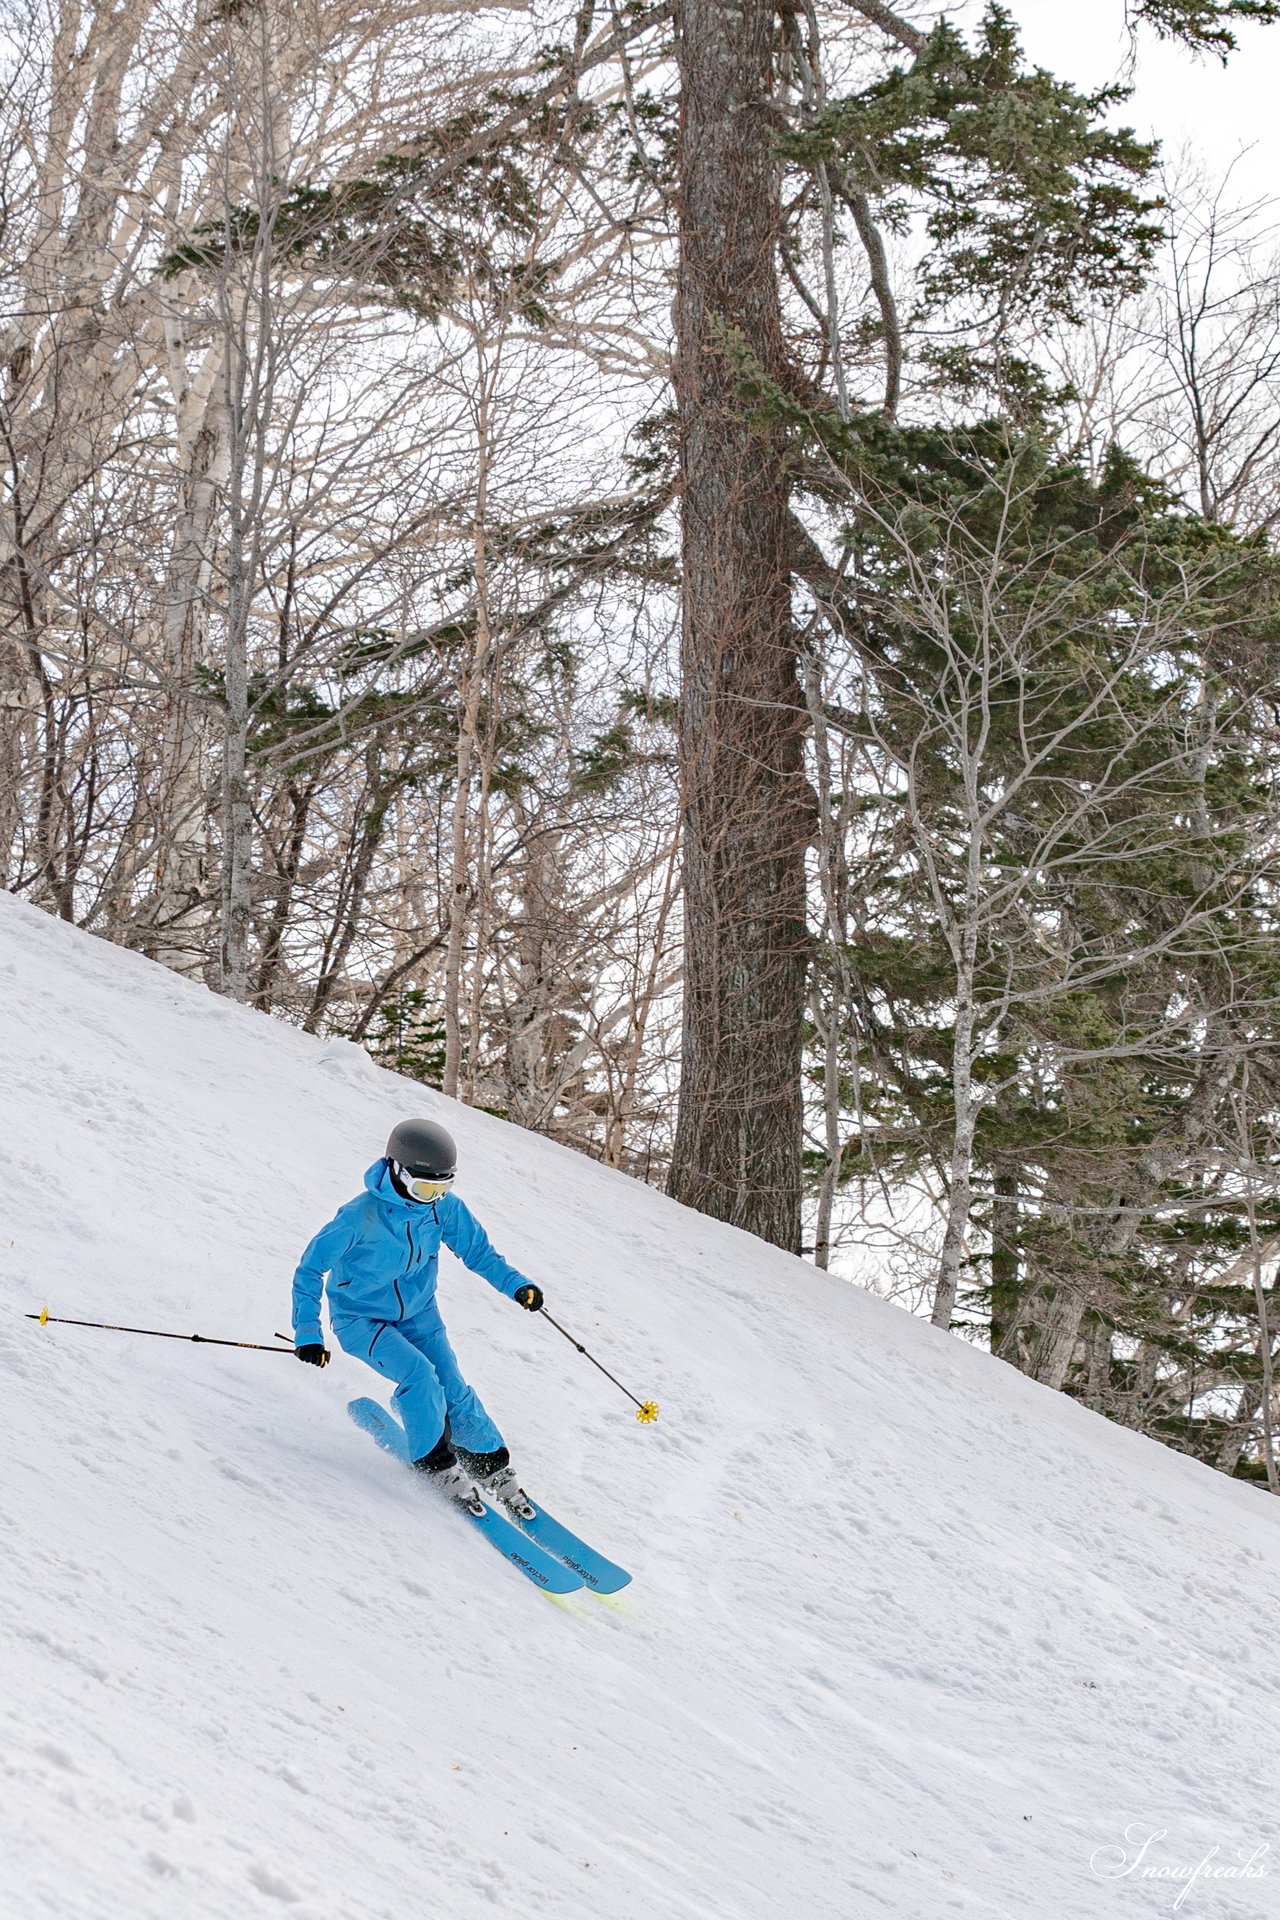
[0,891,1277,1920]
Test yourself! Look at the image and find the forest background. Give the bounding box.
[5,0,1280,1484]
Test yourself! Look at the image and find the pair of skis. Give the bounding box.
[347,1398,631,1597]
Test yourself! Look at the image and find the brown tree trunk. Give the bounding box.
[989,1169,1021,1358]
[669,0,812,1251]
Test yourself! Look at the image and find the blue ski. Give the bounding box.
[347,1398,584,1596]
[347,1398,631,1594]
[509,1502,631,1596]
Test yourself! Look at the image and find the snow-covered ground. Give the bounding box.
[0,893,1276,1920]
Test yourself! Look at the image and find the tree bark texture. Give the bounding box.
[669,0,812,1251]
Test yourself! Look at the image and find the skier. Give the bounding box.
[291,1117,543,1517]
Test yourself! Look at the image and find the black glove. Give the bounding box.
[513,1284,544,1312]
[296,1343,330,1367]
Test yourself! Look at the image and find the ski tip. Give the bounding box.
[468,1507,585,1594]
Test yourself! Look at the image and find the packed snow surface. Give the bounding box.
[0,893,1276,1920]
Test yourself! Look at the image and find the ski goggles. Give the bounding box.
[396,1162,455,1202]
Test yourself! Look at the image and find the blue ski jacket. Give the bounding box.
[291,1158,534,1345]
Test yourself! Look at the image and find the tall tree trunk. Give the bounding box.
[148,339,227,977]
[989,1169,1020,1357]
[932,981,977,1329]
[805,652,854,1269]
[443,368,496,1100]
[811,976,842,1270]
[303,763,388,1033]
[442,582,487,1099]
[669,0,812,1251]
[254,777,313,1009]
[219,496,253,1001]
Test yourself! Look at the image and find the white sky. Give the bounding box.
[995,0,1280,207]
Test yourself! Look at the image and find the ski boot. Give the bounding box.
[455,1445,535,1521]
[412,1435,485,1516]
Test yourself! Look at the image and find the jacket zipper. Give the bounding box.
[394,1219,410,1320]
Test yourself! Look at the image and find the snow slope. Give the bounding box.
[0,893,1276,1920]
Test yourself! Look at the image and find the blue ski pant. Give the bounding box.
[332,1307,504,1461]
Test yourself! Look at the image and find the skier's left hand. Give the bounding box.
[296,1343,331,1367]
[513,1284,544,1312]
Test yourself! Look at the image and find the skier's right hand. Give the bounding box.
[296,1343,330,1367]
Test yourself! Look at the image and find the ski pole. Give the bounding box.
[26,1308,296,1354]
[537,1308,659,1423]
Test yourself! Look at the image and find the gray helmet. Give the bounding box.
[385,1117,457,1180]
